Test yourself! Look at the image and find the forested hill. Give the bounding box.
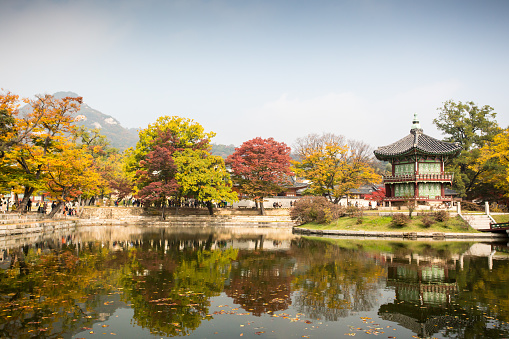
[211,144,236,158]
[21,91,139,151]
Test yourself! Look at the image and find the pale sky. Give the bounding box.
[2,0,508,149]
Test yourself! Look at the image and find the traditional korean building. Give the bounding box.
[374,114,462,207]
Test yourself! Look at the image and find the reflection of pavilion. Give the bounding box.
[379,256,459,338]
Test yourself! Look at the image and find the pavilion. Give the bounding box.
[374,114,462,207]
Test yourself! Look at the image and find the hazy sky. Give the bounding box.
[2,0,508,149]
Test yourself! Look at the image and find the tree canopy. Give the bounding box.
[226,137,293,215]
[292,133,380,204]
[433,100,502,200]
[475,128,509,202]
[129,116,235,216]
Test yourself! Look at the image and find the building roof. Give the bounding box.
[374,114,462,160]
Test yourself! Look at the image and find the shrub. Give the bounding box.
[421,214,435,228]
[290,196,345,224]
[391,214,410,227]
[461,201,481,211]
[346,205,359,216]
[434,210,450,222]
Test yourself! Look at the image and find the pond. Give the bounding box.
[0,225,508,338]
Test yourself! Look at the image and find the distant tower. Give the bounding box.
[373,114,461,207]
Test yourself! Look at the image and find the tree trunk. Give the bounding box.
[18,187,35,214]
[206,201,214,215]
[259,199,266,215]
[47,201,64,218]
[162,200,166,220]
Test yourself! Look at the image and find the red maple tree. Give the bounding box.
[364,186,386,205]
[226,137,293,215]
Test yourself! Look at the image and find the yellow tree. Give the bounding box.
[44,143,103,217]
[3,94,82,212]
[292,133,380,204]
[73,126,133,204]
[0,90,21,191]
[475,128,509,199]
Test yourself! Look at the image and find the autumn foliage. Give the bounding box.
[226,137,293,215]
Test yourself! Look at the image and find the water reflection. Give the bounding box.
[0,226,508,338]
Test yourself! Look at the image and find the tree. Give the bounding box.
[128,116,220,216]
[174,149,238,215]
[135,130,179,219]
[0,91,21,189]
[73,126,133,204]
[475,128,509,201]
[226,137,293,215]
[433,100,501,199]
[364,186,386,205]
[292,133,380,204]
[0,91,20,159]
[2,94,83,212]
[433,100,500,151]
[44,143,103,217]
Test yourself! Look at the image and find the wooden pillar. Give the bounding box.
[441,183,444,198]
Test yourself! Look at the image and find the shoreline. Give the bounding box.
[292,226,508,240]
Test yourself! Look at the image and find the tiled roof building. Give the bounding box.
[374,114,461,206]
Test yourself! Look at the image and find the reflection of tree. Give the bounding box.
[119,240,238,337]
[448,256,509,337]
[0,242,118,338]
[224,251,294,316]
[291,238,385,321]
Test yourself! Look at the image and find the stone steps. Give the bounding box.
[460,214,493,230]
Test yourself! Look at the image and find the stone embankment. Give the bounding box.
[292,227,508,240]
[0,213,77,237]
[0,207,296,238]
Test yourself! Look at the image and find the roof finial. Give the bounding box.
[410,113,423,134]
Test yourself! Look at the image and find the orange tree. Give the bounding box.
[2,93,82,212]
[0,90,20,189]
[226,137,293,215]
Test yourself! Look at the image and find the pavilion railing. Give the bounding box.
[383,173,454,183]
[384,196,452,201]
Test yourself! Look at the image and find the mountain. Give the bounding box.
[21,91,241,155]
[21,91,139,150]
[54,92,139,150]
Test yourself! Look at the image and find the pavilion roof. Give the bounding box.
[374,114,462,160]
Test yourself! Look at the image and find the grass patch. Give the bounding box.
[296,214,478,233]
[492,214,509,223]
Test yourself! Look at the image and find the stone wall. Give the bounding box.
[79,206,291,219]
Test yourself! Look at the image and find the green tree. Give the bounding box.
[128,116,225,215]
[433,100,501,199]
[174,149,238,215]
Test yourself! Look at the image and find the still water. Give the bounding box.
[0,225,508,339]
